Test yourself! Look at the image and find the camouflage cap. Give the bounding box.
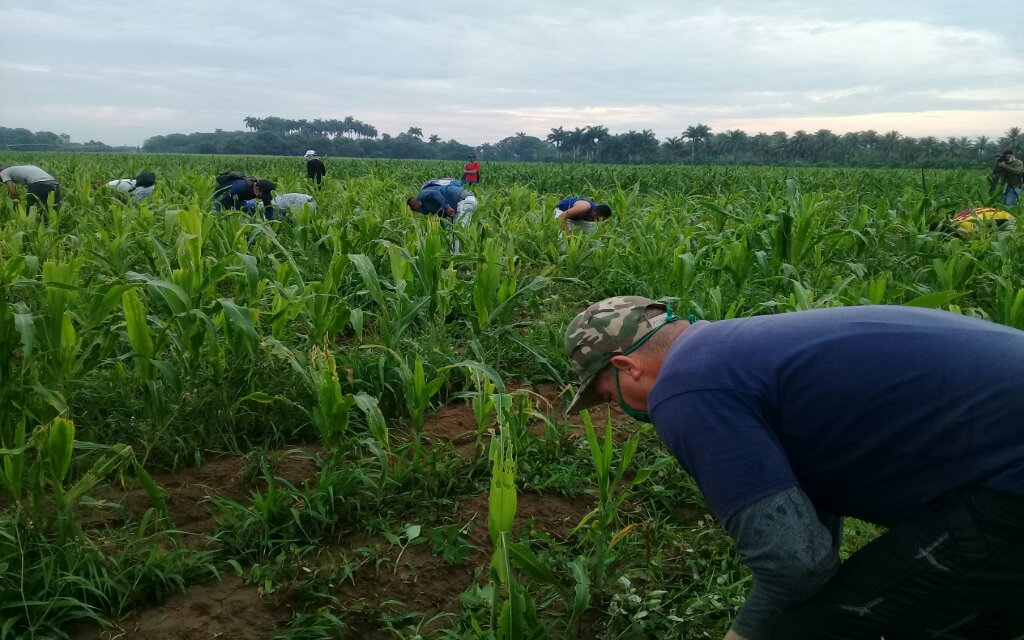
[564,296,669,414]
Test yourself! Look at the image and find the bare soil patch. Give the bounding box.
[334,489,594,637]
[421,402,479,459]
[81,456,251,536]
[73,575,288,640]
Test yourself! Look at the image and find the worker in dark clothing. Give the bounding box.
[304,150,326,187]
[213,173,276,219]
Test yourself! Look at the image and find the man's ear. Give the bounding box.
[609,354,642,379]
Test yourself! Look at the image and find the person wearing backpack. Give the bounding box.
[304,150,326,188]
[213,172,276,218]
[406,180,478,254]
[553,197,612,236]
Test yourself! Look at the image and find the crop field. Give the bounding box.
[0,152,1021,640]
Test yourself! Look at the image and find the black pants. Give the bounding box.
[774,487,1024,639]
[26,180,61,215]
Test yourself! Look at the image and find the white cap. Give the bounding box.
[304,150,316,158]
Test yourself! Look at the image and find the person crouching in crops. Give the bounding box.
[244,193,316,221]
[99,171,157,202]
[553,197,611,237]
[949,206,1015,235]
[564,297,1024,640]
[0,164,61,220]
[407,179,478,254]
[213,173,276,220]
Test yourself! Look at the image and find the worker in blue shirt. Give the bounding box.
[407,180,478,254]
[565,299,1024,640]
[213,175,276,219]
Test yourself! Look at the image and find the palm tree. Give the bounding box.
[546,127,567,149]
[662,136,686,162]
[407,127,423,139]
[428,134,441,144]
[725,129,748,162]
[975,135,992,158]
[683,124,712,163]
[243,116,261,132]
[1000,126,1022,152]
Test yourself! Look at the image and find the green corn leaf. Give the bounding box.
[904,290,964,308]
[122,289,155,360]
[508,542,560,588]
[568,556,591,624]
[132,460,168,519]
[348,254,386,308]
[218,298,259,357]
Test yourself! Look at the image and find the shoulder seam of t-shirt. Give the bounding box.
[650,386,758,411]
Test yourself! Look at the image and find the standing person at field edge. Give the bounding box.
[564,297,1024,640]
[992,149,1023,206]
[212,172,276,219]
[554,197,611,236]
[461,154,481,187]
[0,164,61,218]
[407,180,478,254]
[304,150,326,187]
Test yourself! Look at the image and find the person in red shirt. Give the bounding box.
[461,155,481,187]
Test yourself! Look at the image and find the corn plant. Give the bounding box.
[0,416,165,534]
[574,409,668,600]
[485,418,547,640]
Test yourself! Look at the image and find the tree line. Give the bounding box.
[138,120,1024,169]
[4,118,1022,169]
[0,126,134,153]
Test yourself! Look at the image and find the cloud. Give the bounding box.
[1,0,1021,145]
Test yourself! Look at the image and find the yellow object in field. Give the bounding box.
[952,207,1015,234]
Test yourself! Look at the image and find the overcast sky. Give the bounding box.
[2,0,1023,146]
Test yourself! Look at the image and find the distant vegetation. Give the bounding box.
[4,119,1022,169]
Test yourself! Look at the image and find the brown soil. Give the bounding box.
[421,402,480,460]
[73,575,288,640]
[264,447,324,488]
[334,489,594,638]
[81,456,252,537]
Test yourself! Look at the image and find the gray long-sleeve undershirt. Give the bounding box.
[725,487,842,639]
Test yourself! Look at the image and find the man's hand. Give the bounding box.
[446,207,456,217]
[724,629,751,640]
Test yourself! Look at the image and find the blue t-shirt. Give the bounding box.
[416,183,467,215]
[556,198,596,216]
[648,306,1024,526]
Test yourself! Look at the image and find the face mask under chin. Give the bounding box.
[614,369,653,423]
[619,400,652,423]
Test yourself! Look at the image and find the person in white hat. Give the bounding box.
[304,150,326,188]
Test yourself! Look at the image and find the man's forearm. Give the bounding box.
[726,488,840,639]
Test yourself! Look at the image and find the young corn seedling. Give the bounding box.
[310,345,356,451]
[574,409,668,600]
[485,421,546,640]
